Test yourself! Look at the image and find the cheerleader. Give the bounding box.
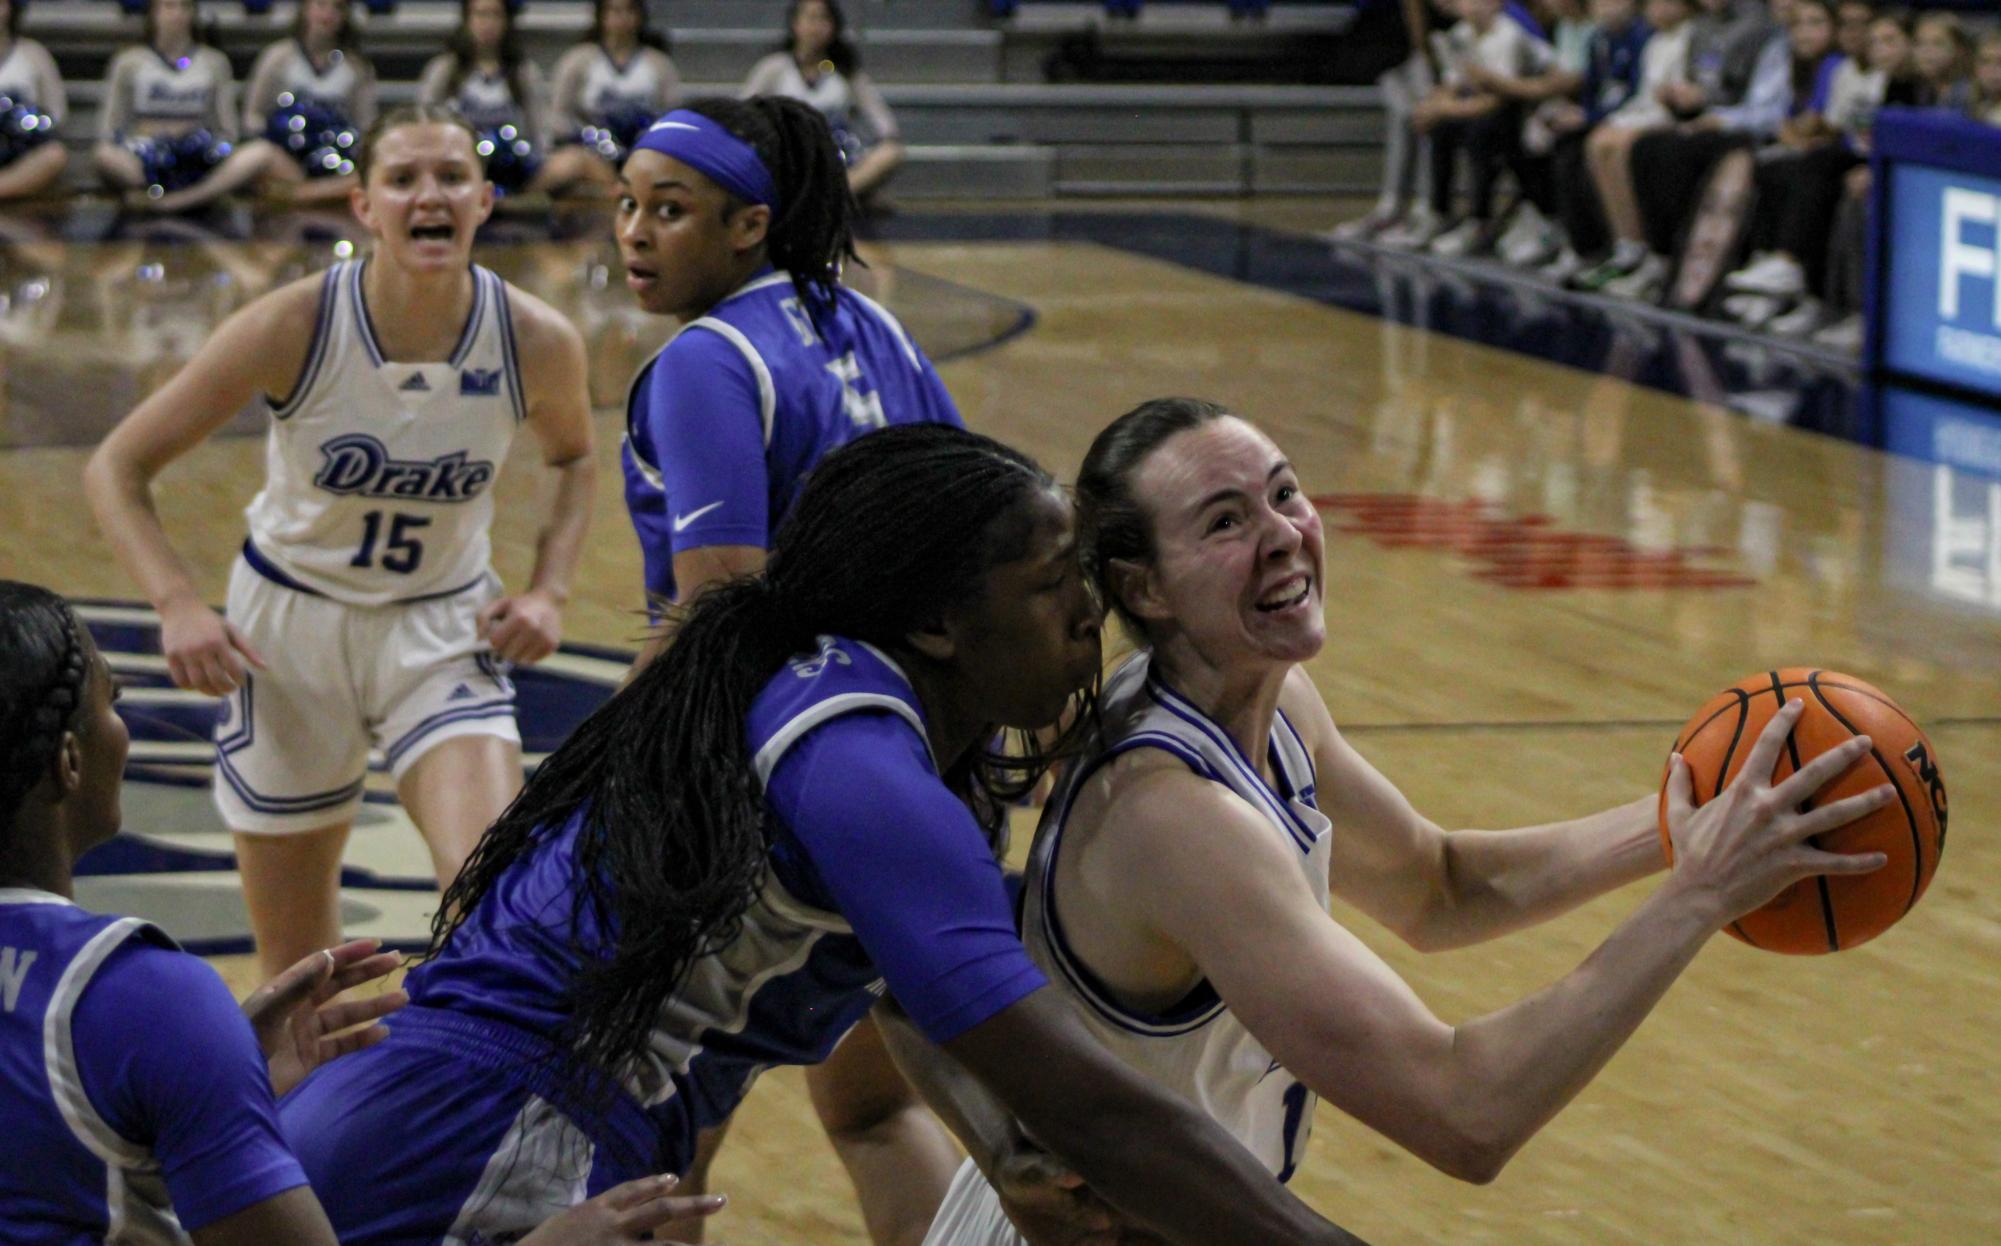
[243,0,377,204]
[0,0,67,200]
[92,0,293,213]
[740,0,904,199]
[547,0,680,193]
[417,0,601,196]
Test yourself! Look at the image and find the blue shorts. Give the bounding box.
[280,1007,663,1245]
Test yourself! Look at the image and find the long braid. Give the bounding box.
[428,427,1097,1125]
[0,583,91,828]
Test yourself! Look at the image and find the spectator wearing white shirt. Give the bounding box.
[1413,0,1555,256]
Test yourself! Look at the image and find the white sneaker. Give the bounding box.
[1502,222,1563,269]
[1492,203,1546,263]
[1537,246,1587,285]
[1812,313,1865,352]
[1722,292,1786,328]
[1428,219,1488,258]
[1377,208,1444,250]
[1604,253,1667,302]
[1331,206,1401,242]
[1724,253,1806,298]
[1767,297,1830,338]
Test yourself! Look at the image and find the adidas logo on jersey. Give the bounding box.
[312,433,497,502]
[399,373,431,392]
[459,368,502,396]
[447,683,475,702]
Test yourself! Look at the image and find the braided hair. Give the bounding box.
[0,582,91,831]
[679,95,859,315]
[430,425,1096,1120]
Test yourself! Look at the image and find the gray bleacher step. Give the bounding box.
[669,28,1000,86]
[896,144,1053,200]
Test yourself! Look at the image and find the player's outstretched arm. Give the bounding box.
[1279,669,1663,951]
[82,277,321,696]
[1114,701,1892,1184]
[942,989,1374,1246]
[477,288,597,666]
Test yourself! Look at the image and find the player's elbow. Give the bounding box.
[1413,1117,1517,1185]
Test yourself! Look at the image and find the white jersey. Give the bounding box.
[926,654,1332,1246]
[242,260,525,607]
[1030,652,1330,1173]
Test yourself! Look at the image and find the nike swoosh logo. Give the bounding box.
[673,501,724,532]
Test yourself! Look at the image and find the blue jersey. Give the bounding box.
[1583,20,1653,122]
[620,270,963,603]
[396,636,1041,1166]
[0,889,306,1243]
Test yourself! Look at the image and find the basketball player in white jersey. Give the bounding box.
[84,104,596,984]
[918,399,1895,1244]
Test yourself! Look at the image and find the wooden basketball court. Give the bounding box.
[1,196,1994,1244]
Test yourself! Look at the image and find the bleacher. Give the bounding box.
[23,0,1383,199]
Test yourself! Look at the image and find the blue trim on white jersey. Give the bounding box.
[214,678,368,815]
[1146,676,1319,851]
[495,272,527,424]
[270,267,341,420]
[240,539,494,607]
[1033,732,1230,1039]
[448,268,488,369]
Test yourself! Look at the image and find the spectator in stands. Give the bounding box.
[94,0,295,213]
[741,1,904,201]
[1708,0,1847,330]
[550,0,681,193]
[419,0,602,196]
[1504,0,1656,272]
[1584,0,1792,301]
[1332,0,1448,245]
[1409,0,1555,257]
[0,0,69,200]
[1909,11,1974,111]
[1975,30,2001,126]
[1455,0,1602,267]
[243,0,377,205]
[1832,0,1870,64]
[1720,0,1888,332]
[1568,0,1694,286]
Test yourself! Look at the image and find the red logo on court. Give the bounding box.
[1311,494,1754,591]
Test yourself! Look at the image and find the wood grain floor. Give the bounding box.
[2,201,1994,1245]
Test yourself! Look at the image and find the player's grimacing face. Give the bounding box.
[355,124,493,269]
[616,150,764,319]
[1130,418,1326,666]
[948,489,1104,731]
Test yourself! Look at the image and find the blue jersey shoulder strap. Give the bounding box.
[748,636,932,787]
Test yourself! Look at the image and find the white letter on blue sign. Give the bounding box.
[1940,188,1999,327]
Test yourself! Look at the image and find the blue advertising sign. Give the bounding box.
[1881,163,2001,398]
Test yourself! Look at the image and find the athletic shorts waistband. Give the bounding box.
[385,1005,662,1171]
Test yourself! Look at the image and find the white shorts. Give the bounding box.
[921,1159,1023,1246]
[213,555,520,835]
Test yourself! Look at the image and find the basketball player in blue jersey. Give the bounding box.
[278,426,1372,1246]
[0,581,725,1246]
[913,400,1897,1245]
[614,96,966,1243]
[84,106,597,987]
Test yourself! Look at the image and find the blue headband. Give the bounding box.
[633,110,780,213]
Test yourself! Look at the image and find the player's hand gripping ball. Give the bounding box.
[1659,668,1947,954]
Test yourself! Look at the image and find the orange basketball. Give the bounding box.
[1657,669,1947,954]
